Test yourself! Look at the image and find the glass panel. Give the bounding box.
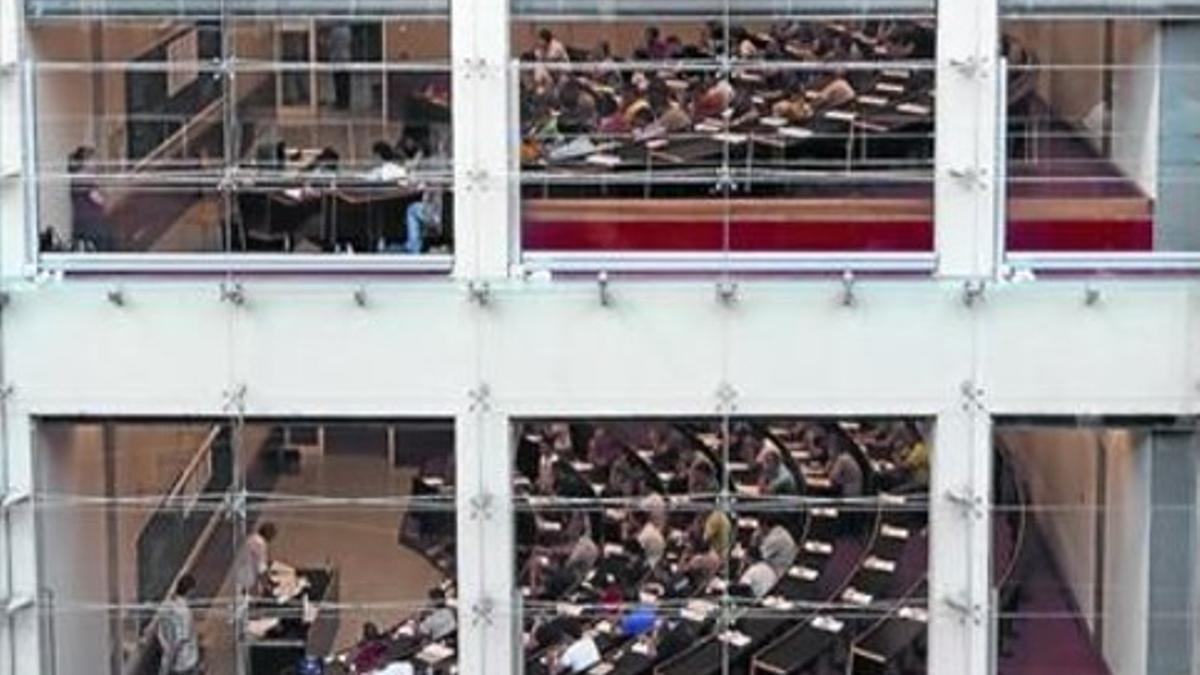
[34,419,458,675]
[28,11,453,259]
[512,5,937,263]
[991,420,1196,675]
[1002,18,1200,255]
[513,417,931,675]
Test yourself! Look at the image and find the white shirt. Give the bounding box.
[156,595,200,673]
[375,663,415,675]
[637,522,666,568]
[239,533,269,590]
[418,607,457,641]
[739,561,778,598]
[559,635,601,673]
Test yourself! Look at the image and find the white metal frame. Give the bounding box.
[1,3,1199,675]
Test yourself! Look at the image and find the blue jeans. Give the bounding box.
[405,202,426,254]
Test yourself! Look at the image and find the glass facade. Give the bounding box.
[27,10,452,256]
[512,5,938,259]
[34,419,457,675]
[514,418,932,675]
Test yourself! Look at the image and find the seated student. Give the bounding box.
[417,588,457,641]
[630,509,666,570]
[700,507,733,560]
[619,603,657,637]
[756,447,798,496]
[364,141,407,182]
[639,490,668,532]
[554,620,601,674]
[535,28,570,63]
[349,622,390,673]
[643,26,669,59]
[737,549,779,599]
[691,75,736,120]
[687,454,719,495]
[683,540,723,585]
[587,426,623,479]
[596,94,632,135]
[757,513,798,578]
[771,92,815,124]
[828,443,864,500]
[811,69,857,108]
[895,427,930,494]
[646,79,692,134]
[556,78,598,135]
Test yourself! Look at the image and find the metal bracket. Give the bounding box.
[716,381,739,414]
[961,280,986,308]
[959,380,986,413]
[464,167,490,192]
[106,285,125,307]
[222,384,247,415]
[0,383,14,403]
[468,383,491,412]
[0,489,31,510]
[469,492,495,521]
[222,490,247,520]
[467,280,492,307]
[840,270,857,308]
[471,597,495,626]
[1084,284,1102,307]
[948,166,989,190]
[716,280,739,307]
[353,285,369,308]
[949,55,991,79]
[220,281,245,307]
[0,291,10,309]
[463,57,490,80]
[945,485,986,520]
[943,592,984,625]
[597,271,613,307]
[1,595,35,616]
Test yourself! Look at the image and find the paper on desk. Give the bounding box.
[718,631,752,648]
[788,565,819,581]
[812,615,844,633]
[631,641,653,656]
[779,127,813,140]
[824,110,857,122]
[857,95,889,107]
[899,606,929,623]
[843,588,873,606]
[876,83,905,94]
[897,103,931,116]
[865,557,897,573]
[881,524,910,540]
[812,507,839,518]
[804,540,833,555]
[417,643,454,664]
[760,116,788,128]
[246,618,280,638]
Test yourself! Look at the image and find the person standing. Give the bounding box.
[156,575,202,675]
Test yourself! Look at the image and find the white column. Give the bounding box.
[931,402,993,675]
[935,0,1000,278]
[454,410,515,675]
[2,412,40,675]
[0,0,31,279]
[450,0,514,280]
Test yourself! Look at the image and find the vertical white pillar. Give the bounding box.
[0,0,31,278]
[455,411,515,675]
[931,403,993,675]
[936,0,1000,278]
[2,412,40,675]
[450,0,513,280]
